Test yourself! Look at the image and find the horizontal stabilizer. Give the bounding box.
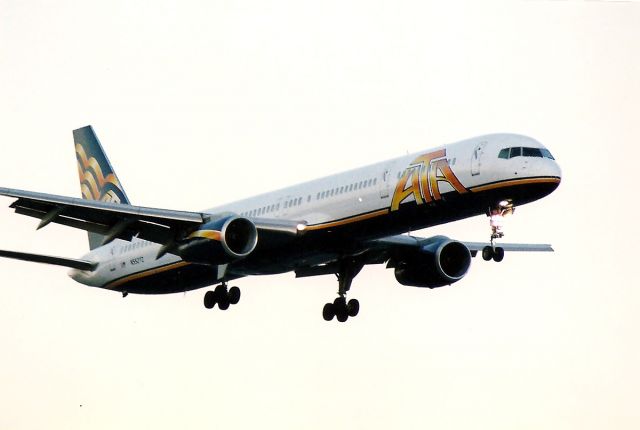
[0,249,97,271]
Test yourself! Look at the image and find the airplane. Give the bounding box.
[0,126,561,322]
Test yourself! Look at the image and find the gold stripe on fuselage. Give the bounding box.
[106,261,191,290]
[303,209,390,232]
[469,177,561,193]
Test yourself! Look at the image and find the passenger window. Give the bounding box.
[498,148,510,159]
[523,147,542,157]
[510,147,522,158]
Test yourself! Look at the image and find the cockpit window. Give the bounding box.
[541,148,555,160]
[523,147,542,157]
[499,146,554,160]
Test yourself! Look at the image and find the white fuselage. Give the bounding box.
[71,133,561,291]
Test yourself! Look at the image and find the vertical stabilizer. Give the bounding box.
[73,126,130,249]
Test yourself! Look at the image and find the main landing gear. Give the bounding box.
[322,260,363,323]
[203,283,241,310]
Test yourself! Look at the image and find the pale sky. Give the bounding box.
[1,1,639,429]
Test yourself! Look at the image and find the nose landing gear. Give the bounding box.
[485,200,513,263]
[482,244,504,262]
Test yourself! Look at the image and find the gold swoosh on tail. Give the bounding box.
[77,161,101,200]
[76,144,122,198]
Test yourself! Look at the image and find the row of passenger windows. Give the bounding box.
[498,147,555,160]
[239,177,379,217]
[242,203,281,217]
[316,177,377,200]
[120,240,151,254]
[241,195,306,217]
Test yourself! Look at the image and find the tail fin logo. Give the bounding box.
[75,143,126,203]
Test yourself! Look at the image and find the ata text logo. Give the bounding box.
[391,149,467,212]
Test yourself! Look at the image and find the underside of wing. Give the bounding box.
[0,249,97,271]
[295,233,554,280]
[462,241,553,254]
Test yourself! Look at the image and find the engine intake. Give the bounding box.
[177,216,258,265]
[393,236,471,288]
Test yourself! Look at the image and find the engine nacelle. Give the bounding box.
[393,236,471,288]
[177,216,258,265]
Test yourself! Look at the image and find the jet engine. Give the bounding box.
[176,216,258,265]
[392,236,471,288]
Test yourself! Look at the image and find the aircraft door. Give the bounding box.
[471,141,487,176]
[379,168,391,199]
[281,195,290,218]
[108,245,117,273]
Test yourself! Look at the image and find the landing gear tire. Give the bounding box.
[228,286,241,305]
[216,284,230,310]
[347,299,360,317]
[322,303,335,321]
[204,284,241,311]
[333,297,349,322]
[218,297,230,310]
[482,246,493,261]
[204,290,216,309]
[493,247,505,262]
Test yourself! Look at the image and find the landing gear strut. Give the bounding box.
[484,200,513,263]
[203,283,241,310]
[322,259,362,322]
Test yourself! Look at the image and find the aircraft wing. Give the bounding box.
[364,234,553,257]
[0,249,97,271]
[295,234,553,278]
[0,187,302,246]
[462,241,553,254]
